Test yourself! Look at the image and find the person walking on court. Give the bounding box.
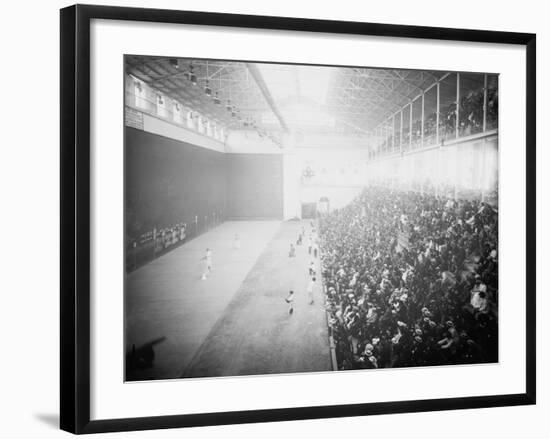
[201,248,213,280]
[289,243,296,258]
[233,233,241,250]
[307,277,316,305]
[285,290,295,315]
[309,261,316,277]
[313,239,319,258]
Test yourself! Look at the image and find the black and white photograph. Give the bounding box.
[1,0,545,436]
[124,56,499,381]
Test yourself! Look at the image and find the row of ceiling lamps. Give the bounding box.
[170,59,271,134]
[137,76,278,144]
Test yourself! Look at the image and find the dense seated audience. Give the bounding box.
[319,186,498,369]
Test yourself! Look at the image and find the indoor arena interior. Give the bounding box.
[124,57,498,381]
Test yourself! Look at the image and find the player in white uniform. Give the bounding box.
[307,277,316,305]
[309,261,316,277]
[285,290,295,315]
[233,233,241,250]
[201,248,213,280]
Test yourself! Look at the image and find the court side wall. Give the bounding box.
[125,127,227,237]
[226,153,284,219]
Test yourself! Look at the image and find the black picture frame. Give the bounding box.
[60,4,536,434]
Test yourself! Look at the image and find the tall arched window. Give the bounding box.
[186,111,195,130]
[156,94,168,118]
[134,80,146,109]
[172,101,182,123]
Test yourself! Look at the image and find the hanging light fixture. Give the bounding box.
[213,92,220,105]
[204,80,212,96]
[226,100,232,112]
[169,58,179,69]
[189,65,197,85]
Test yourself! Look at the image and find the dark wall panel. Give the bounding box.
[125,127,226,238]
[226,154,283,219]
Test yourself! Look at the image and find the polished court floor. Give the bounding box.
[125,220,331,381]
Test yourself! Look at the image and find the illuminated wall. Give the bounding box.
[366,134,498,203]
[282,147,371,218]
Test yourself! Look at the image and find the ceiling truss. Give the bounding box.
[126,56,447,138]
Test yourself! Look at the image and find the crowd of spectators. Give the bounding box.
[126,222,187,271]
[377,86,498,154]
[319,186,498,369]
[439,87,499,140]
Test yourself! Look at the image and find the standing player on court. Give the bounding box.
[233,233,241,250]
[307,277,316,305]
[285,290,295,315]
[201,248,213,280]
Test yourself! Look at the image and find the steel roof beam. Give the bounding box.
[246,63,290,133]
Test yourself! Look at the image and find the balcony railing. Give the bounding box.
[371,73,498,158]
